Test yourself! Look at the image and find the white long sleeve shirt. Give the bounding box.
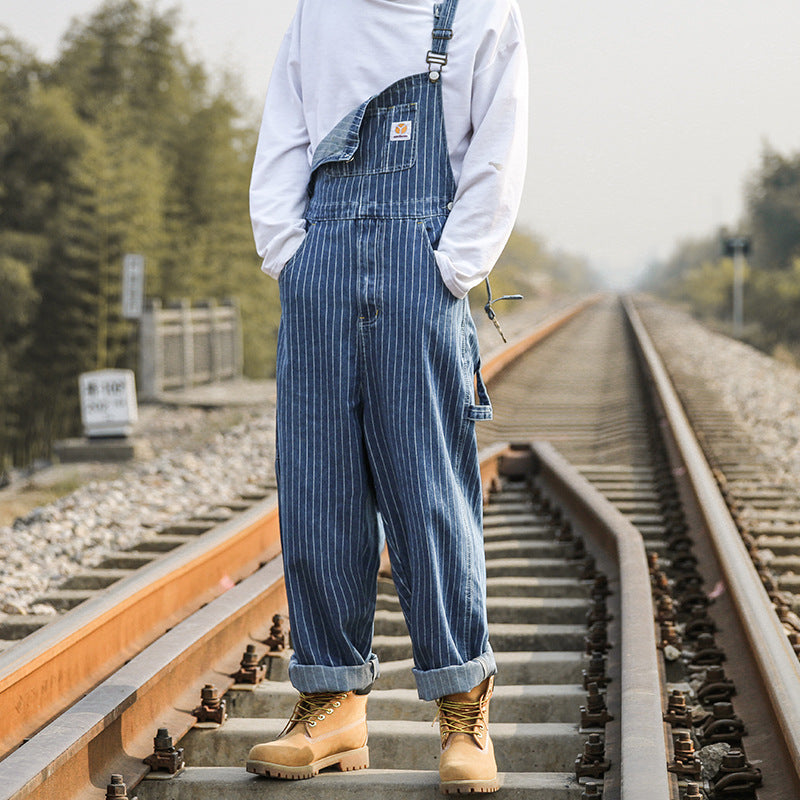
[250,0,528,299]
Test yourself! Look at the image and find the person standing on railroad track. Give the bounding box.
[246,0,527,793]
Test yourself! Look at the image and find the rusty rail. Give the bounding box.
[0,295,599,764]
[625,297,800,783]
[0,557,287,800]
[529,441,672,800]
[0,497,281,758]
[481,295,602,385]
[0,296,604,799]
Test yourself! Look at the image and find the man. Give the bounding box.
[247,0,527,793]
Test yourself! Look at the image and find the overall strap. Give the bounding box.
[428,0,459,82]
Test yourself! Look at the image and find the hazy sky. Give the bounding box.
[5,0,800,287]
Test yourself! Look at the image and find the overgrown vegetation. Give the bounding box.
[0,0,595,471]
[640,144,800,360]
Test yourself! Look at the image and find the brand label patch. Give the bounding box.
[390,121,412,142]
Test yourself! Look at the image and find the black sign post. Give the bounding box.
[723,236,751,338]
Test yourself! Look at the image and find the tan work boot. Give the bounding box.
[436,676,499,794]
[246,690,369,779]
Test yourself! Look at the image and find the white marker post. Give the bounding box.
[78,370,139,438]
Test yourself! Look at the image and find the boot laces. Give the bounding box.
[435,695,490,744]
[281,691,349,736]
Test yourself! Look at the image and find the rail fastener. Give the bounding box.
[579,555,597,581]
[687,633,726,668]
[263,612,290,652]
[580,683,614,729]
[233,644,266,685]
[582,652,610,691]
[711,749,762,797]
[575,733,611,779]
[668,731,702,780]
[584,621,611,655]
[193,684,227,726]
[142,727,184,774]
[105,774,137,800]
[697,666,736,704]
[663,689,692,729]
[581,781,603,798]
[683,782,703,799]
[697,702,745,747]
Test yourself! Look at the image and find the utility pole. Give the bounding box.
[723,235,751,338]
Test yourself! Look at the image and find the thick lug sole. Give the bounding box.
[439,776,501,794]
[246,745,369,780]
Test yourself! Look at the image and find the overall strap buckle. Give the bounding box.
[426,50,449,83]
[428,0,458,82]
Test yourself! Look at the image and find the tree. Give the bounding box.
[0,253,38,469]
[746,145,800,272]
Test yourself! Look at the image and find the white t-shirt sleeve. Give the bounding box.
[436,11,529,299]
[250,14,312,279]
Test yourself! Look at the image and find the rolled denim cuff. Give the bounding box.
[288,652,380,693]
[413,649,497,701]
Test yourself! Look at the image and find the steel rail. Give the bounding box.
[0,496,281,758]
[530,440,672,800]
[625,297,800,781]
[0,294,599,763]
[0,557,287,800]
[481,295,602,385]
[0,294,607,800]
[0,444,523,800]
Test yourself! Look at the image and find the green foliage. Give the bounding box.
[0,2,591,468]
[680,259,739,321]
[746,146,800,273]
[0,253,38,470]
[641,140,800,363]
[743,258,800,354]
[0,2,267,466]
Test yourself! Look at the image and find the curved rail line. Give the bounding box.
[2,294,800,800]
[3,439,668,800]
[626,298,800,787]
[0,297,598,764]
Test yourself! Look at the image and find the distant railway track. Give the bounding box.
[2,295,799,799]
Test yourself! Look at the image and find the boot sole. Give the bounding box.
[439,777,501,794]
[246,745,369,780]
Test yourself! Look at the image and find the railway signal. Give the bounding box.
[723,234,751,338]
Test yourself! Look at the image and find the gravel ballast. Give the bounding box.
[0,399,277,616]
[637,299,800,490]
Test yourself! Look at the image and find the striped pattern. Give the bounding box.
[276,0,495,701]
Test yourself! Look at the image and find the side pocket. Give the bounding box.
[279,223,314,285]
[465,368,493,421]
[420,216,457,300]
[462,317,493,421]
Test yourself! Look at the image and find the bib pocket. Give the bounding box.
[328,102,418,177]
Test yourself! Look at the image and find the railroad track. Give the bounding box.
[634,298,800,624]
[2,295,800,799]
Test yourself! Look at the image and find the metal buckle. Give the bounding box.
[426,50,448,82]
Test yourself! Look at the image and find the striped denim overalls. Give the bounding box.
[275,0,496,701]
